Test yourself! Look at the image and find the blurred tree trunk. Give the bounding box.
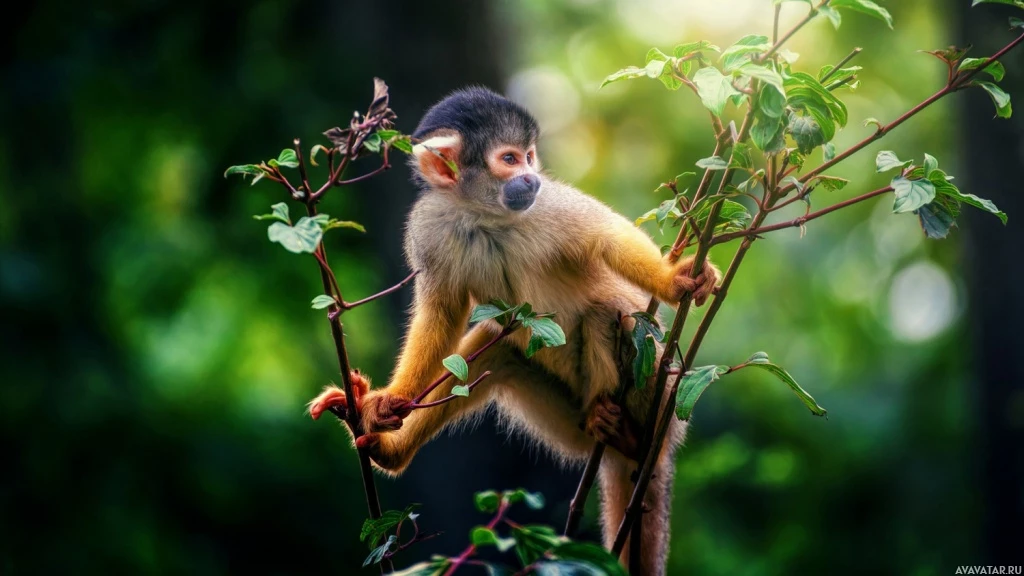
[959,3,1024,561]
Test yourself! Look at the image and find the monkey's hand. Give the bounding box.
[670,256,722,306]
[585,395,641,461]
[307,370,372,421]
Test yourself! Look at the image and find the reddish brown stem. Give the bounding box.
[408,371,493,409]
[339,146,391,186]
[443,501,509,576]
[409,324,517,406]
[712,185,892,246]
[342,270,418,310]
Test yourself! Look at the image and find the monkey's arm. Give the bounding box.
[597,213,718,305]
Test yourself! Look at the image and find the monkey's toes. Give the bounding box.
[308,386,348,421]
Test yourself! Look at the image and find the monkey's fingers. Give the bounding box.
[308,386,349,421]
[349,369,371,399]
[355,433,380,450]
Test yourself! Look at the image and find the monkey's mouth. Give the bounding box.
[503,174,541,211]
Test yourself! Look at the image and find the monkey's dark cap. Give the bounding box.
[413,87,539,167]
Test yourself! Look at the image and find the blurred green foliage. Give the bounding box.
[2,0,1017,574]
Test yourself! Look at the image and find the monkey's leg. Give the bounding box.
[365,323,538,475]
[599,414,686,576]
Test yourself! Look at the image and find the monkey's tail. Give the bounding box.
[599,427,681,576]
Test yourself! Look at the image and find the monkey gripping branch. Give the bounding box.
[225,1,1018,573]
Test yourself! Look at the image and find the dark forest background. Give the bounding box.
[2,0,1022,574]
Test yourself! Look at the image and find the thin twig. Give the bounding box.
[408,371,493,409]
[409,323,517,405]
[443,501,509,576]
[820,47,863,83]
[342,270,418,310]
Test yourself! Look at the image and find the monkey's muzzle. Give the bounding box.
[503,173,541,211]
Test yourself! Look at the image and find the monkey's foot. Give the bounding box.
[307,370,371,420]
[673,259,722,306]
[360,392,413,434]
[585,396,641,461]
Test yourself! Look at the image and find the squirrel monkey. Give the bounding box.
[309,88,720,575]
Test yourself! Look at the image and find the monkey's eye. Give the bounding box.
[526,151,534,165]
[502,153,517,166]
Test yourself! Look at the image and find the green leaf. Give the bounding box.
[831,0,894,29]
[789,115,826,154]
[503,488,546,510]
[819,5,842,28]
[811,175,849,192]
[309,144,329,167]
[311,295,336,309]
[600,66,648,88]
[470,302,514,325]
[751,116,784,151]
[274,149,299,169]
[363,534,397,567]
[360,504,421,550]
[929,172,1007,224]
[758,84,787,118]
[675,365,728,421]
[442,354,469,382]
[674,40,720,58]
[743,352,827,417]
[450,384,470,397]
[693,67,742,117]
[972,0,1024,6]
[923,153,939,177]
[363,133,383,153]
[224,164,267,180]
[389,559,452,576]
[511,525,565,567]
[629,312,665,387]
[267,217,323,254]
[475,490,501,513]
[547,541,627,576]
[864,117,883,131]
[891,176,937,213]
[720,34,770,70]
[1012,16,1024,29]
[321,219,366,233]
[823,142,836,163]
[738,63,785,97]
[975,81,1013,118]
[253,202,291,224]
[522,317,567,358]
[696,155,729,170]
[958,58,1006,82]
[470,526,516,553]
[875,150,910,173]
[781,175,804,193]
[917,194,960,239]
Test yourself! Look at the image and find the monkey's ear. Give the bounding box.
[412,134,461,188]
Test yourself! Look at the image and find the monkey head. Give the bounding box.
[410,87,542,214]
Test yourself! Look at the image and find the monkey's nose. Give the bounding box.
[521,173,539,188]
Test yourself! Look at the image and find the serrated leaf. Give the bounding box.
[442,354,469,382]
[892,177,936,213]
[363,133,383,153]
[360,504,421,550]
[693,67,742,117]
[876,150,909,172]
[696,155,729,170]
[267,217,323,254]
[470,302,512,324]
[789,115,826,154]
[743,352,827,416]
[675,365,728,421]
[311,295,336,309]
[751,115,784,151]
[831,0,894,29]
[759,84,787,118]
[958,58,1006,82]
[812,175,849,192]
[522,317,566,358]
[930,172,1007,224]
[917,195,960,239]
[976,81,1013,118]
